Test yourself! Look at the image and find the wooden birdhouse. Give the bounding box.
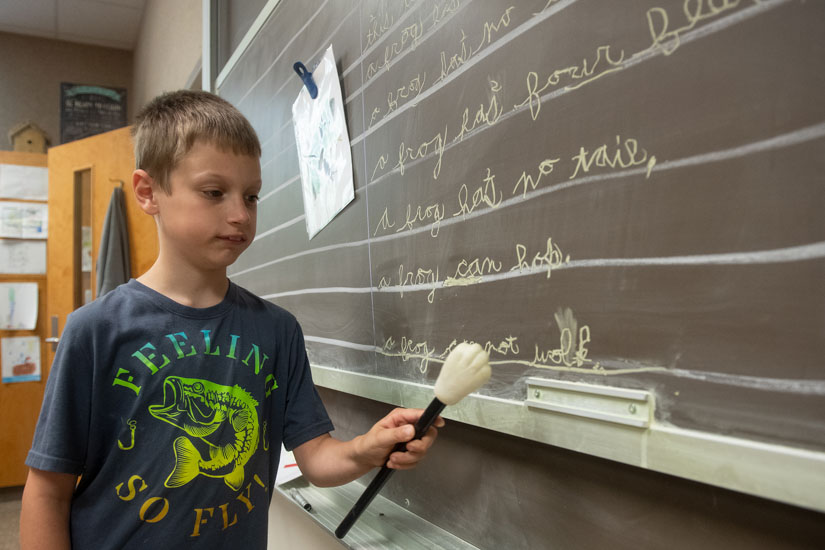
[8,121,51,153]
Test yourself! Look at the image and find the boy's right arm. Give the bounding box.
[20,468,77,550]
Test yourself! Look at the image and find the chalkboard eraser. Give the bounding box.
[525,378,652,429]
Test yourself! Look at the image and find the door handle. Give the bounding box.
[47,315,60,350]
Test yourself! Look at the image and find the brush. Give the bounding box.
[335,342,491,539]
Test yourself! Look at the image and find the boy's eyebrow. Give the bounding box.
[190,170,227,180]
[191,171,261,185]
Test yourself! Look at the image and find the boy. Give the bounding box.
[20,90,443,549]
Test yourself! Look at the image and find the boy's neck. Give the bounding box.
[137,261,230,308]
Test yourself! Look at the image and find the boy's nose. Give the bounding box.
[226,196,253,224]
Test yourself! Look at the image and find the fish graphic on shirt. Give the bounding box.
[148,376,259,491]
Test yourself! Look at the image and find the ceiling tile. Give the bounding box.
[57,0,143,49]
[99,0,146,8]
[0,0,57,36]
[0,0,146,50]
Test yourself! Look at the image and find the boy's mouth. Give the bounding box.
[219,234,247,243]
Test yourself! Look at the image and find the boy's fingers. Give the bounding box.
[391,427,439,465]
[384,407,424,427]
[374,408,444,463]
[389,440,436,468]
[383,408,446,430]
[387,450,421,469]
[405,426,438,452]
[377,424,414,447]
[384,424,441,469]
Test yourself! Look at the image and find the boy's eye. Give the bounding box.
[204,190,223,199]
[246,194,260,204]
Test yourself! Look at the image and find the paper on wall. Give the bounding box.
[1,336,41,383]
[0,201,48,239]
[292,44,355,239]
[0,282,38,329]
[0,240,46,274]
[0,164,48,200]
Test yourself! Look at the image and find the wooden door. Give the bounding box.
[46,126,157,369]
[0,151,48,488]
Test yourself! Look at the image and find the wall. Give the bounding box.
[0,31,132,152]
[131,0,202,113]
[0,0,202,149]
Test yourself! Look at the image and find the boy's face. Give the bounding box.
[153,141,262,273]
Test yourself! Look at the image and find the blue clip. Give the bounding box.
[293,62,318,99]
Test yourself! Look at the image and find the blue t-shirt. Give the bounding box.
[27,279,334,549]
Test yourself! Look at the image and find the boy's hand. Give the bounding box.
[356,408,445,470]
[293,408,445,486]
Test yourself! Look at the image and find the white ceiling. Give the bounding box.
[0,0,147,51]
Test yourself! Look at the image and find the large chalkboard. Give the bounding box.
[218,0,825,510]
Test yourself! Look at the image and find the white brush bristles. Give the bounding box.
[433,342,491,405]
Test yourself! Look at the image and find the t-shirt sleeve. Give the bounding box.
[25,312,93,475]
[281,321,334,451]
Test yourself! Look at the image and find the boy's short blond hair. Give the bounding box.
[133,90,261,193]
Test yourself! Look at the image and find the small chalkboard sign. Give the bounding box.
[60,83,127,144]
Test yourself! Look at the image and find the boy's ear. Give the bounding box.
[132,169,159,215]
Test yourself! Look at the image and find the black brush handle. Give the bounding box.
[335,398,445,539]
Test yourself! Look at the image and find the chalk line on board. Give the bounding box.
[361,0,787,189]
[302,336,825,393]
[232,120,825,277]
[257,241,825,298]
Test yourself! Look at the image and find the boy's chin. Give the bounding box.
[228,248,253,265]
[205,250,249,270]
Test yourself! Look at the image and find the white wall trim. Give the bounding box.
[201,0,217,91]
